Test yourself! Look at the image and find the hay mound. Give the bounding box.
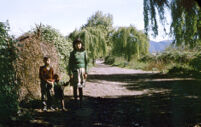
[15,34,61,101]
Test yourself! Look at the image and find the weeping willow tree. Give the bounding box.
[69,26,107,64]
[112,26,149,61]
[82,10,113,32]
[69,11,113,64]
[82,11,114,48]
[144,0,201,48]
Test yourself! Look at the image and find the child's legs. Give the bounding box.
[76,68,85,88]
[73,70,79,100]
[73,85,78,100]
[46,86,54,107]
[79,68,85,101]
[61,99,65,108]
[40,82,47,108]
[73,69,85,100]
[80,68,86,86]
[79,88,83,101]
[77,69,82,87]
[58,87,65,108]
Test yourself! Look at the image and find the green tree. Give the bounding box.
[83,11,114,47]
[112,26,149,61]
[144,0,201,48]
[69,26,107,64]
[0,21,19,122]
[82,10,113,31]
[69,11,113,64]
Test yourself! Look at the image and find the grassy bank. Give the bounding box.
[105,47,201,77]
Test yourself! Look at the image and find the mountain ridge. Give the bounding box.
[149,40,173,53]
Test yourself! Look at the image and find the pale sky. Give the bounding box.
[0,0,171,41]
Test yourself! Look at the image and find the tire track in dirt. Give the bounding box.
[83,60,160,97]
[12,61,201,127]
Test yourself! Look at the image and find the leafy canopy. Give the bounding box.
[32,24,73,71]
[69,11,113,62]
[111,26,149,61]
[144,0,201,47]
[82,10,113,31]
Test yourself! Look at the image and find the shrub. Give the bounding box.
[0,21,19,122]
[168,65,195,75]
[104,55,115,64]
[33,24,73,79]
[190,53,201,71]
[139,54,155,63]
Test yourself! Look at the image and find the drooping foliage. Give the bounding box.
[144,0,201,47]
[69,11,150,64]
[83,11,114,47]
[144,0,169,36]
[111,26,149,61]
[69,11,113,63]
[0,21,19,121]
[69,26,107,62]
[170,0,201,47]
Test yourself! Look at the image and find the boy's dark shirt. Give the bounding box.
[39,65,54,82]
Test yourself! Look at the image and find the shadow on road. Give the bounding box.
[10,72,201,127]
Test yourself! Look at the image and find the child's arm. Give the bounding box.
[68,51,74,78]
[47,67,54,85]
[84,51,88,79]
[39,66,45,81]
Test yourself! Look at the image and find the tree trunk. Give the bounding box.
[92,58,96,65]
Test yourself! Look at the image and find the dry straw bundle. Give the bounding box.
[15,33,61,101]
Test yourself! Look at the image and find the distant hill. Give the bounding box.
[149,40,173,53]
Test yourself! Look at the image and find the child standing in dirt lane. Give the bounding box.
[68,38,88,102]
[53,74,68,111]
[39,56,55,111]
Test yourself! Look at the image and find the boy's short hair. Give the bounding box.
[43,56,50,61]
[53,74,59,81]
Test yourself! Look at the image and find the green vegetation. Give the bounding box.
[69,26,107,64]
[106,45,201,76]
[105,1,201,76]
[69,11,149,65]
[111,26,149,61]
[1,3,201,123]
[82,10,113,31]
[144,0,201,47]
[32,24,73,80]
[69,11,113,64]
[0,21,19,122]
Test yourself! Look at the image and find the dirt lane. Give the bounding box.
[84,60,159,97]
[11,61,201,127]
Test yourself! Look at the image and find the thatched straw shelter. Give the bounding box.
[15,34,61,101]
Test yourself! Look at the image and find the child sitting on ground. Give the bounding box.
[53,74,68,111]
